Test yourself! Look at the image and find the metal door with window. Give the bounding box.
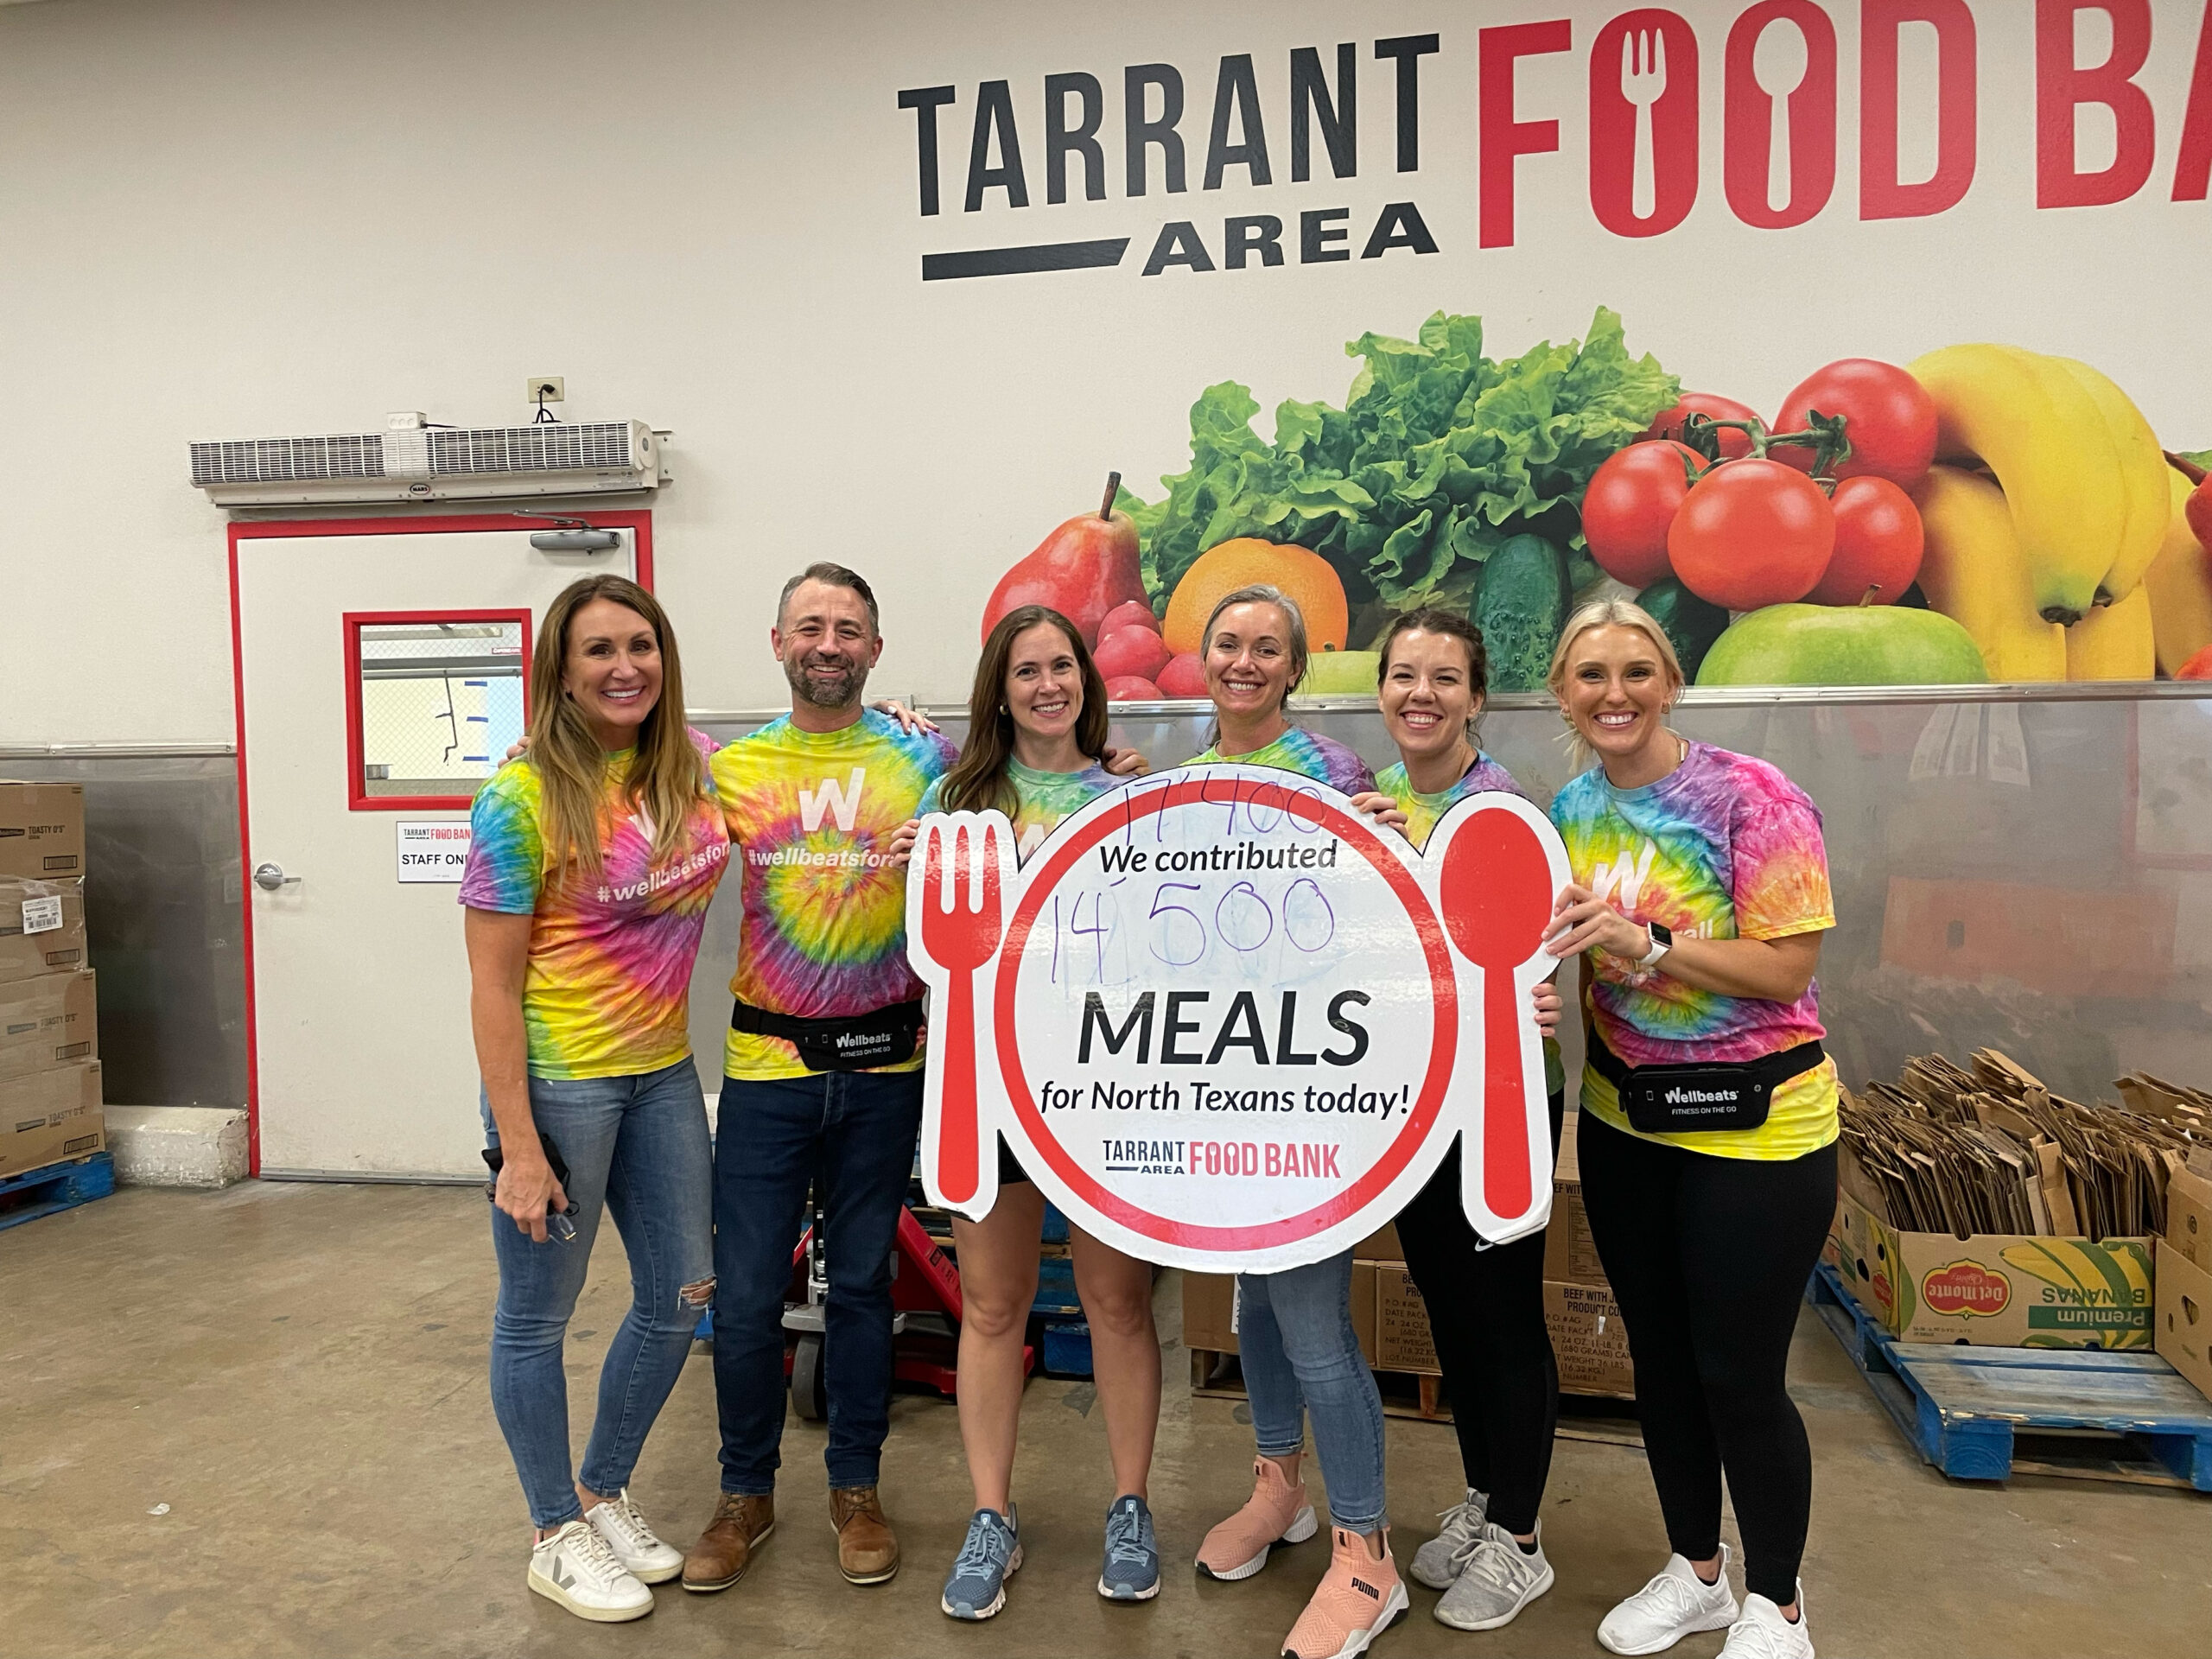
[232,514,646,1177]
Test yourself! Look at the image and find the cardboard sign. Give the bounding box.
[906,766,1567,1272]
[395,821,471,883]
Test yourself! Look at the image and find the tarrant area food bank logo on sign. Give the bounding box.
[906,766,1569,1272]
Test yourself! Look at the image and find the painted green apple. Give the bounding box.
[1697,604,1989,686]
[1300,649,1382,696]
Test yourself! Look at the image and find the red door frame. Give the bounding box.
[228,512,654,1174]
[341,608,535,811]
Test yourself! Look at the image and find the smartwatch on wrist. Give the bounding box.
[1636,922,1673,969]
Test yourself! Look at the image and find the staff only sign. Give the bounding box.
[906,766,1570,1272]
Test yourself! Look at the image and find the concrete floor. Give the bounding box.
[3,1182,2206,1659]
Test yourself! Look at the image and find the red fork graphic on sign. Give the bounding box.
[906,767,1567,1273]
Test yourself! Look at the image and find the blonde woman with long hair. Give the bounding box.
[1541,601,1837,1659]
[461,574,731,1624]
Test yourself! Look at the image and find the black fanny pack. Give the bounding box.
[730,998,924,1073]
[1591,1033,1825,1135]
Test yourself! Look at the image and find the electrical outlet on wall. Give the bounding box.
[526,377,565,404]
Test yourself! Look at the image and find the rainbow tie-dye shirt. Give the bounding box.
[1548,742,1838,1161]
[460,738,731,1081]
[917,758,1122,864]
[1376,753,1563,1098]
[1373,753,1528,844]
[1188,728,1377,794]
[712,709,957,1079]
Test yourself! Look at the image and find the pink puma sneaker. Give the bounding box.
[1196,1458,1318,1581]
[1281,1527,1409,1659]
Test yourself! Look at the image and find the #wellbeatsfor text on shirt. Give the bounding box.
[711,709,957,1080]
[459,735,730,1082]
[1548,741,1839,1161]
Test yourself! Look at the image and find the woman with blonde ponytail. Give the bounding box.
[461,574,732,1624]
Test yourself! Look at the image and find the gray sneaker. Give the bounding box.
[941,1506,1021,1621]
[1098,1494,1160,1600]
[1411,1488,1489,1590]
[1434,1521,1554,1631]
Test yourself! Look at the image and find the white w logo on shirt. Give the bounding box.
[1587,840,1657,912]
[798,769,866,833]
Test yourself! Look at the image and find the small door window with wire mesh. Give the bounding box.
[343,612,531,809]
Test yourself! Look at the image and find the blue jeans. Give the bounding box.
[485,1059,714,1529]
[1236,1250,1389,1533]
[712,1069,924,1495]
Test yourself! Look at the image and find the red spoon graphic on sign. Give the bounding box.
[1437,805,1554,1223]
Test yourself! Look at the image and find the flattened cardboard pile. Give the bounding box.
[1827,1051,2203,1348]
[1840,1051,2202,1241]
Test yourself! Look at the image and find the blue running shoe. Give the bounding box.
[941,1506,1021,1620]
[1098,1494,1160,1601]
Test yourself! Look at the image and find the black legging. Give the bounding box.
[1575,1109,1836,1604]
[1395,1090,1565,1537]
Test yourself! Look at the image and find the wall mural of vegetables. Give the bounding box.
[975,308,2212,697]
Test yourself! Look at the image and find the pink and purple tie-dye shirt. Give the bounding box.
[1548,741,1838,1160]
[1188,728,1377,794]
[711,709,958,1079]
[460,734,730,1081]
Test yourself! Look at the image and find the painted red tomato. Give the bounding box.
[1155,652,1208,698]
[1582,441,1706,587]
[1770,359,1938,486]
[1644,392,1761,461]
[1092,624,1173,683]
[1807,476,1924,606]
[1668,460,1835,612]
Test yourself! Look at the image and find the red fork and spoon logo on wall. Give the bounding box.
[907,767,1569,1272]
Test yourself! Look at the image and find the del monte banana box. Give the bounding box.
[1832,1190,2152,1350]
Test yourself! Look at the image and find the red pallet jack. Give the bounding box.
[778,1192,1034,1420]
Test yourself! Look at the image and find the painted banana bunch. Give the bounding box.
[1909,345,2171,626]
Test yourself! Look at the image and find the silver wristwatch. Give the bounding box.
[1635,922,1673,969]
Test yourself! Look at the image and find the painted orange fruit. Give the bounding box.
[1161,538,1351,656]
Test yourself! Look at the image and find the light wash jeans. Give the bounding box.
[485,1058,713,1529]
[1236,1249,1389,1533]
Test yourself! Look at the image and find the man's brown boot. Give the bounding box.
[830,1485,899,1585]
[683,1492,775,1593]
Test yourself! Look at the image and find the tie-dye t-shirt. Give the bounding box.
[1188,728,1377,794]
[460,735,731,1081]
[1548,741,1838,1161]
[916,757,1123,864]
[712,709,958,1080]
[1376,753,1563,1097]
[1373,753,1529,843]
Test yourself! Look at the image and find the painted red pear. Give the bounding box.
[982,472,1149,646]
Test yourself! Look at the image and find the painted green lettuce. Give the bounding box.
[1128,308,1679,617]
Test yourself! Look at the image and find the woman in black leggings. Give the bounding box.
[1541,601,1838,1659]
[1351,607,1566,1633]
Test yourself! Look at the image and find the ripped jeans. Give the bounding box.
[485,1058,714,1529]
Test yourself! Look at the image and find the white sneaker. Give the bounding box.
[1598,1545,1738,1656]
[587,1488,685,1584]
[1719,1585,1814,1658]
[1410,1487,1488,1590]
[1434,1521,1554,1631]
[528,1518,654,1622]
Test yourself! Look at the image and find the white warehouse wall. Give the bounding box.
[4,0,2209,744]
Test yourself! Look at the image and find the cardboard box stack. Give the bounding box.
[1828,1050,2205,1350]
[1189,1128,1635,1405]
[2155,1149,2212,1402]
[0,783,104,1179]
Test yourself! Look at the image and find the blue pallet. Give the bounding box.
[0,1152,115,1235]
[1041,1319,1092,1378]
[1033,1254,1083,1318]
[1808,1261,2212,1491]
[1040,1202,1071,1245]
